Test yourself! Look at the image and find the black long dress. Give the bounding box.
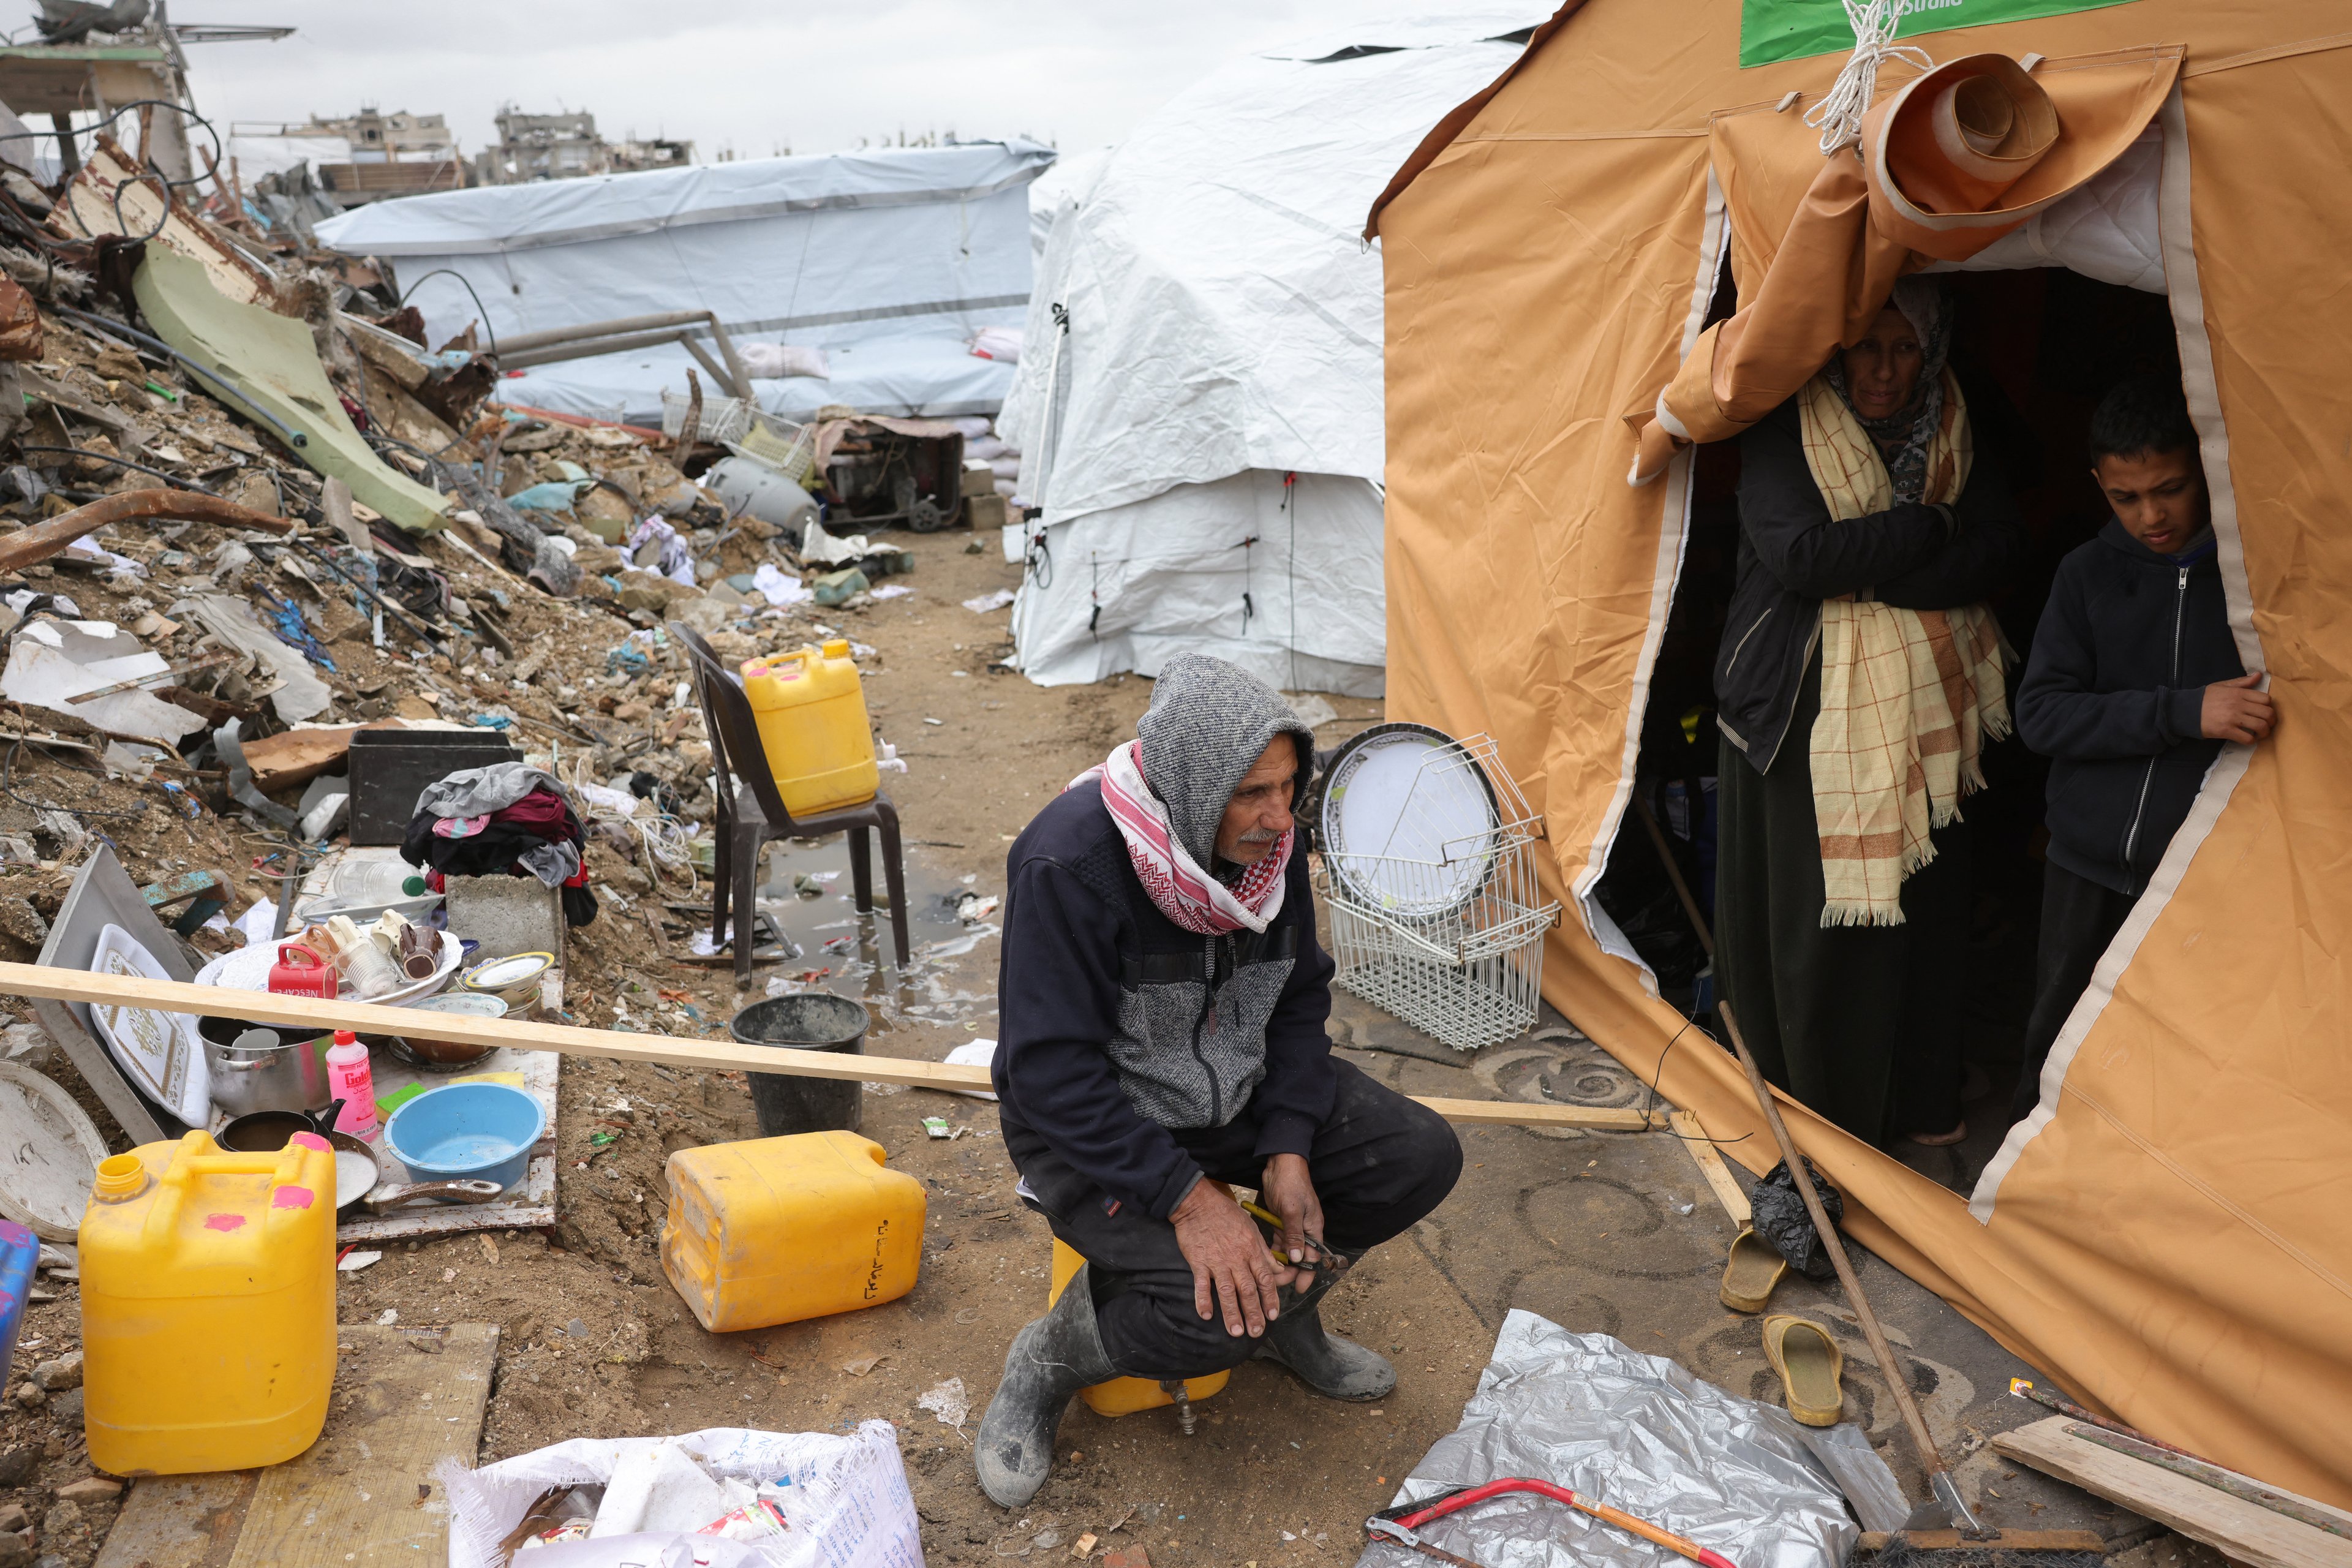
[1710,398,2023,1147]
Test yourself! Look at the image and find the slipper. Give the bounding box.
[1719,1227,1787,1314]
[1909,1120,1969,1147]
[1762,1314,1844,1427]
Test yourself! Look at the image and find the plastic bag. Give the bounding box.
[965,325,1022,363]
[1752,1158,1845,1280]
[739,343,829,380]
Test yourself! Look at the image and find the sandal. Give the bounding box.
[1909,1120,1969,1147]
[1719,1228,1787,1314]
[1762,1314,1844,1427]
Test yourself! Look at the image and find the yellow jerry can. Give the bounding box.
[1050,1239,1229,1417]
[79,1131,338,1476]
[740,640,880,817]
[662,1130,925,1332]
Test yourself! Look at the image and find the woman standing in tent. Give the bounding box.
[1711,277,2022,1148]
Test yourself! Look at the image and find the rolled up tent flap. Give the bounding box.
[1636,42,2181,477]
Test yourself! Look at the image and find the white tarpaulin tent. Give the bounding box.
[313,141,1055,426]
[998,16,1542,698]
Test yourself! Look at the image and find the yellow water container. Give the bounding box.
[1049,1239,1229,1417]
[79,1131,337,1475]
[740,639,879,817]
[662,1130,925,1332]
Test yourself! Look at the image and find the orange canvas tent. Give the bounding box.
[1370,0,2352,1506]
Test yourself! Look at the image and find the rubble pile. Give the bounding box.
[0,138,998,1022]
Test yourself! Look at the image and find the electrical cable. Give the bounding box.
[16,443,215,494]
[395,268,499,360]
[36,101,227,243]
[2,738,148,821]
[51,306,309,450]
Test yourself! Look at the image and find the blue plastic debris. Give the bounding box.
[606,644,652,676]
[469,714,514,731]
[506,479,592,513]
[159,780,204,820]
[264,595,336,671]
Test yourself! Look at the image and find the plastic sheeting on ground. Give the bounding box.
[0,620,208,741]
[440,1420,920,1568]
[314,143,1053,428]
[1354,1312,1905,1568]
[997,15,1542,691]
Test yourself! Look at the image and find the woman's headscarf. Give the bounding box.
[1823,275,1953,503]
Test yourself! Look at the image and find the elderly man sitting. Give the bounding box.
[976,655,1463,1506]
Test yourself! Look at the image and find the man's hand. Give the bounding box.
[2201,674,2275,744]
[1170,1180,1294,1338]
[1260,1152,1340,1273]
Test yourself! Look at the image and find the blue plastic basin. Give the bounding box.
[382,1082,545,1192]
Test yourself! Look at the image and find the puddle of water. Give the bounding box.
[741,837,1000,1038]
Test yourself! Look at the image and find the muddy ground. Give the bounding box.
[0,524,2201,1568]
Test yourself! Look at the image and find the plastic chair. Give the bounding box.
[669,622,911,986]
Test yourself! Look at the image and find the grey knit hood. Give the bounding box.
[1134,655,1314,869]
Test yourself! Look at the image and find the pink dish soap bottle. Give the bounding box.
[324,1030,379,1142]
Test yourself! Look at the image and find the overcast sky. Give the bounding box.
[72,1,1539,163]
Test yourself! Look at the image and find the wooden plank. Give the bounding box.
[1412,1096,1656,1129]
[0,963,1656,1130]
[1670,1110,1752,1225]
[94,1472,256,1568]
[1992,1415,2352,1568]
[225,1322,499,1568]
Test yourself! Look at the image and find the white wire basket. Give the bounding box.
[1313,731,1558,1052]
[659,394,813,480]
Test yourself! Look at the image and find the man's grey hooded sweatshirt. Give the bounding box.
[993,655,1335,1220]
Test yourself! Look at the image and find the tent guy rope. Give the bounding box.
[1804,0,1933,154]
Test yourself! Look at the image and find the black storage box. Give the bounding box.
[348,728,524,845]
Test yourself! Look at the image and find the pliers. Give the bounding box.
[1238,1197,1338,1276]
[1364,1515,1489,1568]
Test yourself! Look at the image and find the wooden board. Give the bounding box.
[94,1472,256,1568]
[1992,1415,2352,1568]
[228,1323,499,1568]
[97,1324,497,1568]
[1,963,1649,1131]
[1670,1110,1753,1225]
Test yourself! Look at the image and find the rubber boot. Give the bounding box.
[1253,1260,1395,1401]
[975,1262,1120,1507]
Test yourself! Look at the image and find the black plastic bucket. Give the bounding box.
[728,993,871,1137]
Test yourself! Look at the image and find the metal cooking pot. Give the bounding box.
[200,1021,333,1118]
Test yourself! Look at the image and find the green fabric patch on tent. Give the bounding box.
[132,247,452,533]
[1740,0,2143,68]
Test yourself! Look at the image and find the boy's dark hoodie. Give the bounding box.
[2016,518,2242,895]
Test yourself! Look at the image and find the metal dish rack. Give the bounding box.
[1314,733,1558,1051]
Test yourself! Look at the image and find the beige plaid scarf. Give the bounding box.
[1800,368,2010,927]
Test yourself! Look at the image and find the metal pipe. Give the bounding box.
[493,311,715,354]
[495,326,702,369]
[496,309,749,398]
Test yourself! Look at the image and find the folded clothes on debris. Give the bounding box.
[402,764,597,925]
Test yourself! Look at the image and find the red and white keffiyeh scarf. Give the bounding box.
[1067,741,1291,936]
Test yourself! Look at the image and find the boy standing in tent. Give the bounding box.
[2011,378,2273,1121]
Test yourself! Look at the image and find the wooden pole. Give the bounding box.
[0,489,293,576]
[0,962,1658,1130]
[1716,1000,1968,1529]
